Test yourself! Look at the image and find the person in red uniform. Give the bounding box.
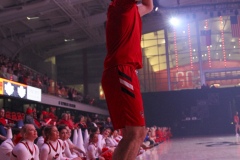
[0,109,7,143]
[234,111,240,135]
[58,113,74,130]
[48,107,58,124]
[101,0,153,159]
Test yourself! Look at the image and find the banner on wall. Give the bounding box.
[0,78,41,102]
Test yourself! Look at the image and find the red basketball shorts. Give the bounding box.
[101,65,145,129]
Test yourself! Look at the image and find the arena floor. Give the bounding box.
[137,134,240,160]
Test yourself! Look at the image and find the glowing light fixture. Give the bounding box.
[169,17,180,27]
[173,29,179,71]
[219,16,227,67]
[27,16,39,20]
[64,39,75,42]
[187,24,193,69]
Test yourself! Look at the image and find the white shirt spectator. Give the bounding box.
[11,140,39,160]
[0,138,15,160]
[62,140,78,159]
[37,136,44,149]
[105,136,118,147]
[87,143,100,160]
[40,140,69,160]
[97,134,106,151]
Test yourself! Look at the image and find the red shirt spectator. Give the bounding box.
[58,113,73,130]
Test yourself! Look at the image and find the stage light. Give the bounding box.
[169,17,180,27]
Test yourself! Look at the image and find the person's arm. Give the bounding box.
[72,146,86,156]
[137,0,153,17]
[34,144,40,160]
[64,141,78,158]
[67,139,86,156]
[0,134,7,141]
[87,145,96,160]
[0,140,13,157]
[11,144,29,160]
[39,144,50,160]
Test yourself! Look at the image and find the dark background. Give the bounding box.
[143,87,240,137]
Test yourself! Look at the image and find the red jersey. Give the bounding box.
[58,119,73,129]
[104,0,142,69]
[234,115,239,124]
[0,117,6,126]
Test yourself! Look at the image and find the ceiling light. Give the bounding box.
[64,39,75,42]
[169,17,181,27]
[27,16,39,20]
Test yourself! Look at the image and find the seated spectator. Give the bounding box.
[0,128,22,160]
[97,128,111,151]
[103,117,113,131]
[40,125,67,160]
[75,115,87,139]
[39,111,51,126]
[32,108,37,119]
[36,126,46,149]
[0,109,7,143]
[105,130,118,148]
[58,125,82,160]
[65,126,86,157]
[11,124,39,160]
[24,107,39,129]
[84,126,100,150]
[58,113,73,130]
[143,128,155,147]
[148,127,156,143]
[67,113,74,130]
[87,133,105,160]
[98,128,114,160]
[111,130,122,143]
[48,107,58,124]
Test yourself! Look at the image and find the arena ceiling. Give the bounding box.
[0,0,239,85]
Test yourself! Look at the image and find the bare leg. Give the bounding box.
[112,126,146,160]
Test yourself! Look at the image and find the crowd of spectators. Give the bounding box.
[0,107,172,160]
[0,54,97,106]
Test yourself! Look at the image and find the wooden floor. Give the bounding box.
[137,134,240,160]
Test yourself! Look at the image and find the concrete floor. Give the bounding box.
[137,135,240,160]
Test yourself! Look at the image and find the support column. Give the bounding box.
[164,28,171,91]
